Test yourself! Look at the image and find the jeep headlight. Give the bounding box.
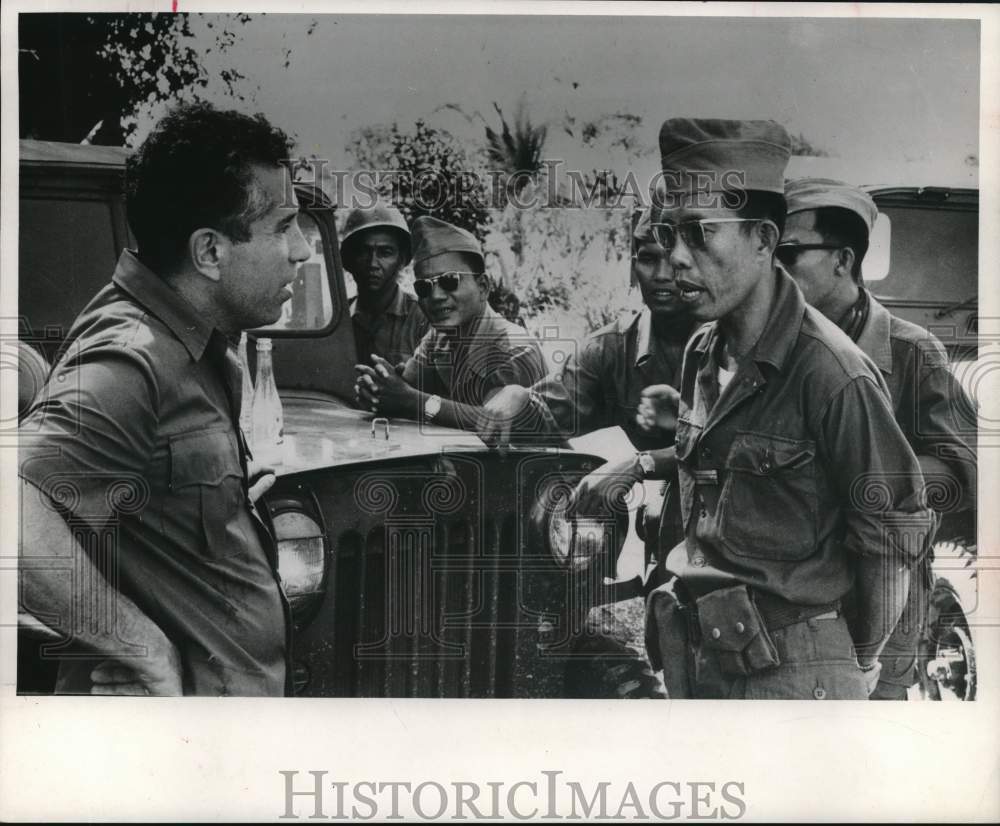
[533,475,619,572]
[273,509,326,625]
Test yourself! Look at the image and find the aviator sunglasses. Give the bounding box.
[651,218,769,252]
[413,271,480,299]
[774,243,843,267]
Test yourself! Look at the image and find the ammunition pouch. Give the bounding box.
[694,585,781,677]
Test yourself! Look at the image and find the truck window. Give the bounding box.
[255,211,336,334]
[864,206,977,305]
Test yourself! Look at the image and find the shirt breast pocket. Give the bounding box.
[167,428,247,560]
[674,419,703,531]
[719,431,818,561]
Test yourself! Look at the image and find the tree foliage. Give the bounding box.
[348,120,490,242]
[789,131,830,157]
[18,12,295,144]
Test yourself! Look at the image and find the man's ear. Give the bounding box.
[834,247,856,280]
[189,228,227,283]
[475,273,492,299]
[756,220,781,259]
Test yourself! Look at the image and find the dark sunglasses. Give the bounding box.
[774,243,842,267]
[651,218,765,252]
[413,271,479,299]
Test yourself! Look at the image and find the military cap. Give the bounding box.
[784,177,878,235]
[658,118,792,201]
[411,216,485,271]
[340,202,412,263]
[632,206,655,247]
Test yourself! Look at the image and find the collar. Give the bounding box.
[429,305,504,351]
[112,250,216,361]
[690,266,804,374]
[853,289,894,374]
[351,283,409,319]
[746,266,805,372]
[633,307,654,368]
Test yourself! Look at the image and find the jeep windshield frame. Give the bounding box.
[251,182,347,340]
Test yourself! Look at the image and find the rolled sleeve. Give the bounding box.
[19,344,159,531]
[401,333,444,397]
[492,341,547,391]
[530,338,609,439]
[819,375,936,563]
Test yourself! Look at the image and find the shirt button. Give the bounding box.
[813,687,827,700]
[699,507,707,519]
[711,628,721,640]
[692,555,706,568]
[759,460,772,473]
[735,622,745,634]
[701,447,711,458]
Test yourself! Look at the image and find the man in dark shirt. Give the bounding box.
[341,203,429,366]
[19,103,311,695]
[354,216,546,430]
[780,177,977,699]
[480,207,696,453]
[647,118,934,699]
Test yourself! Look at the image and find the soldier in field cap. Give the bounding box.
[781,177,976,700]
[644,118,935,699]
[354,216,546,431]
[341,202,429,368]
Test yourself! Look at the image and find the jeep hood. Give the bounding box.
[276,391,487,475]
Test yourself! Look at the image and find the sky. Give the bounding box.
[149,12,982,189]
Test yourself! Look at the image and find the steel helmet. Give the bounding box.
[340,203,412,266]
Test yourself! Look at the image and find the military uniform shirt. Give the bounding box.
[403,306,547,406]
[19,250,288,696]
[527,307,691,450]
[351,285,429,367]
[852,291,976,513]
[674,268,935,606]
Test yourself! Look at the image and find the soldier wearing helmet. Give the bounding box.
[340,202,429,367]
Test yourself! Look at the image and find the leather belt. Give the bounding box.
[752,590,840,631]
[676,584,840,635]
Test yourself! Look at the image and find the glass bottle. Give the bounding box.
[237,331,254,443]
[252,337,284,467]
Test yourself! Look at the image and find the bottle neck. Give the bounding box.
[255,354,276,395]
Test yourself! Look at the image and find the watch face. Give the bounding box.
[638,453,656,476]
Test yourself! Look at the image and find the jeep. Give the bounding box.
[15,139,661,698]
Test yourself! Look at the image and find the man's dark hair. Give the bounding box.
[125,102,294,274]
[735,190,787,237]
[812,206,869,282]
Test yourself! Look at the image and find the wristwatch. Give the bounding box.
[635,451,656,479]
[424,394,442,422]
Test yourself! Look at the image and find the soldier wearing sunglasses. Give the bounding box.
[781,177,976,700]
[643,118,934,699]
[354,216,546,429]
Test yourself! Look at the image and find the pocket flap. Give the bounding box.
[695,585,765,653]
[170,428,242,488]
[675,419,701,463]
[725,433,814,476]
